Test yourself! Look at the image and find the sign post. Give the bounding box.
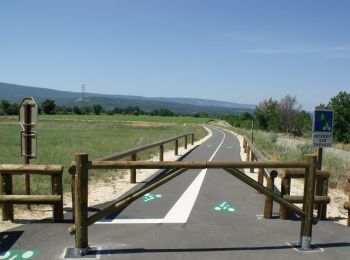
[19,97,38,210]
[312,109,334,219]
[312,109,334,149]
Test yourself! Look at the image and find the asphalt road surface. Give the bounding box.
[1,125,350,260]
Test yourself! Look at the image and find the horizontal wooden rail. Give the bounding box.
[0,195,62,204]
[0,164,63,175]
[283,195,330,204]
[0,165,64,222]
[70,160,310,170]
[96,133,194,161]
[244,137,267,162]
[283,169,330,179]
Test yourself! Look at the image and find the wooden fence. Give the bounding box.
[243,137,330,220]
[68,132,194,221]
[0,164,64,222]
[242,138,280,219]
[280,169,330,220]
[67,154,318,255]
[84,132,194,183]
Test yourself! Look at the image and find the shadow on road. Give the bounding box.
[0,231,23,252]
[85,242,350,256]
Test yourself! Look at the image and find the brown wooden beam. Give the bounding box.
[0,164,63,175]
[0,195,61,204]
[283,195,330,204]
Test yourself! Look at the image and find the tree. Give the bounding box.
[92,104,103,115]
[279,95,301,133]
[73,106,82,115]
[151,108,174,116]
[328,91,350,143]
[41,99,56,115]
[254,98,281,131]
[82,106,93,115]
[0,100,19,115]
[0,100,11,115]
[294,110,312,136]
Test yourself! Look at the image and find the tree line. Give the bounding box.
[224,91,350,143]
[0,99,208,118]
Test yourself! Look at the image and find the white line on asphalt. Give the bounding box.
[97,128,226,224]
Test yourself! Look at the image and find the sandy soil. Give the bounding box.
[0,126,213,232]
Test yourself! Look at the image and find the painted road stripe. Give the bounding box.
[97,128,226,224]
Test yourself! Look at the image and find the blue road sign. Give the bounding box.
[313,110,334,132]
[312,109,334,148]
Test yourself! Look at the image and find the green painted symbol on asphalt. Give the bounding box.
[212,201,237,213]
[141,193,162,203]
[0,249,39,259]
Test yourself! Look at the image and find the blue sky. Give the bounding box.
[1,0,349,110]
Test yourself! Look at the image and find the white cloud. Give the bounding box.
[246,46,350,58]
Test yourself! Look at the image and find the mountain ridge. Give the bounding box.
[0,82,255,115]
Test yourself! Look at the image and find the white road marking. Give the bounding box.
[256,214,264,220]
[97,128,226,224]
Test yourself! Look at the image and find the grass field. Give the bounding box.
[38,114,212,124]
[0,117,207,195]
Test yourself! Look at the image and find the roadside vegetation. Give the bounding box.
[223,91,350,188]
[0,98,211,120]
[230,127,349,188]
[0,118,207,195]
[38,114,211,124]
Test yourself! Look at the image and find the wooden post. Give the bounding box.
[300,155,317,249]
[130,154,137,184]
[159,145,164,162]
[191,133,194,145]
[24,103,32,210]
[250,152,255,173]
[317,148,323,170]
[246,145,250,162]
[74,154,89,255]
[347,201,350,228]
[264,170,278,219]
[316,147,328,219]
[1,173,14,221]
[52,174,64,222]
[279,177,291,220]
[345,177,350,227]
[71,173,75,222]
[257,168,264,193]
[175,139,179,155]
[321,178,329,220]
[251,120,254,144]
[243,139,247,153]
[184,136,188,149]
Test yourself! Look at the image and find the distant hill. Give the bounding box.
[0,82,255,115]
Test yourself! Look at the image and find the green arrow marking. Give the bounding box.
[212,201,237,213]
[141,193,162,203]
[0,249,40,259]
